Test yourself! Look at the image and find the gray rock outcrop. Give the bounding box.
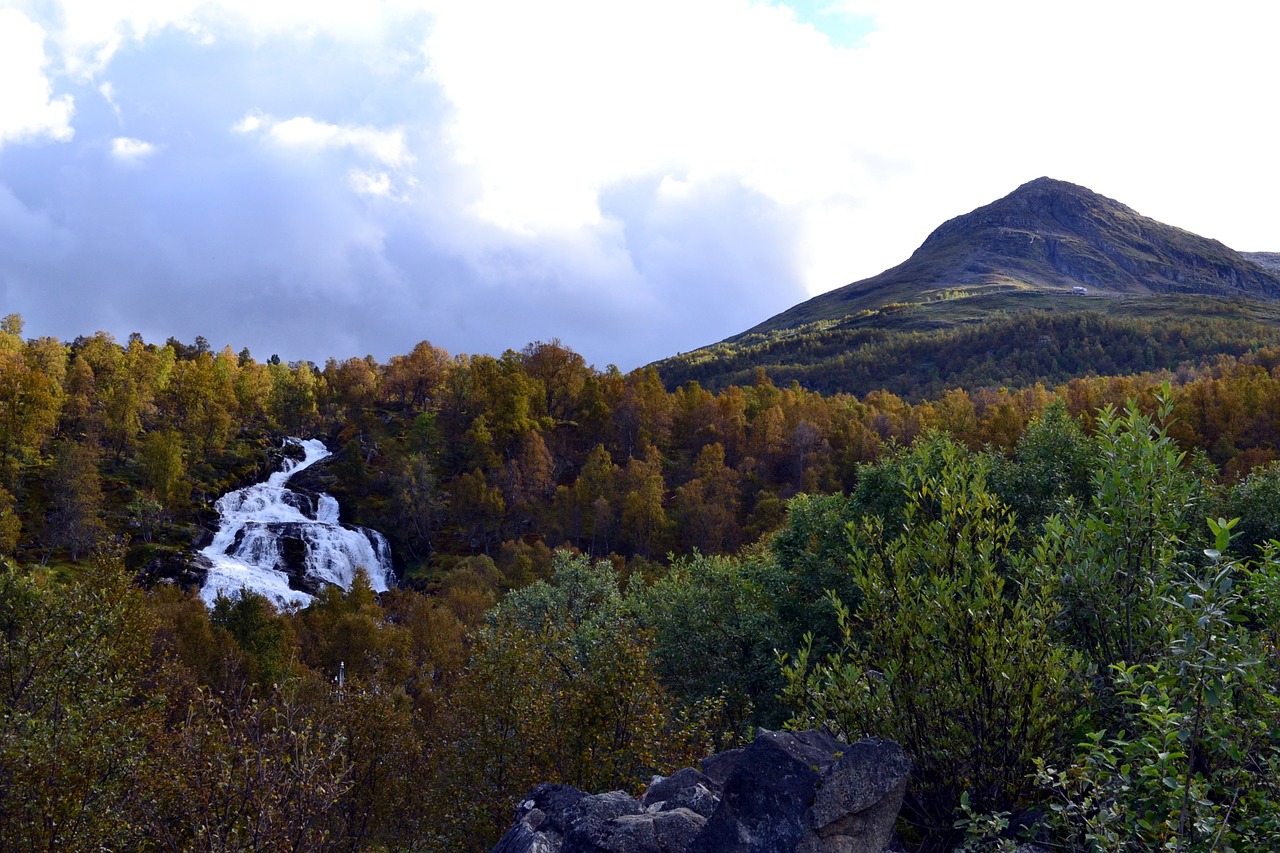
[798,738,912,853]
[488,730,909,853]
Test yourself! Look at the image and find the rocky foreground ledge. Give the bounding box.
[490,729,910,853]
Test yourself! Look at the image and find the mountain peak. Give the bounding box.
[916,176,1138,257]
[740,177,1280,336]
[657,178,1280,397]
[1018,175,1093,192]
[1002,176,1133,214]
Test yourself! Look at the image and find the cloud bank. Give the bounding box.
[0,1,1278,369]
[0,8,74,146]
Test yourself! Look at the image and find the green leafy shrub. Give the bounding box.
[988,399,1096,533]
[431,551,719,850]
[781,433,1080,850]
[1037,520,1280,851]
[1051,391,1204,673]
[630,549,788,732]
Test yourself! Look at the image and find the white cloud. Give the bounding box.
[232,112,264,133]
[803,0,1280,265]
[350,169,392,197]
[37,0,197,78]
[98,81,122,121]
[42,0,428,78]
[7,0,1280,371]
[0,8,74,147]
[110,136,157,163]
[424,0,1280,291]
[425,0,864,234]
[271,117,412,168]
[235,112,412,168]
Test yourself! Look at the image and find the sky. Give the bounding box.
[1,1,1278,370]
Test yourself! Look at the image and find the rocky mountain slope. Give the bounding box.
[746,178,1280,334]
[655,178,1280,397]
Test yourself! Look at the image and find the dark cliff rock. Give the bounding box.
[489,730,908,853]
[1244,251,1280,276]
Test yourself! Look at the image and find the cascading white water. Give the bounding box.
[199,438,394,609]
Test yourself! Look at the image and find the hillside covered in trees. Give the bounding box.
[3,313,1280,850]
[12,312,1280,581]
[655,303,1280,399]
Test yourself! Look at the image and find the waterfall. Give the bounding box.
[199,438,394,609]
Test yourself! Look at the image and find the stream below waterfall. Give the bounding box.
[199,438,394,609]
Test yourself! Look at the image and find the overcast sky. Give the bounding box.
[2,1,1278,369]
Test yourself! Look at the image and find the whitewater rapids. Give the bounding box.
[199,438,394,608]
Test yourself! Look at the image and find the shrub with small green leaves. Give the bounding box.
[1037,519,1280,851]
[1051,390,1204,673]
[781,433,1081,850]
[629,549,788,732]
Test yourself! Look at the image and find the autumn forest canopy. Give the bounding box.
[2,312,1280,851]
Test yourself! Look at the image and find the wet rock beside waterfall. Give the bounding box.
[278,531,316,593]
[130,544,210,590]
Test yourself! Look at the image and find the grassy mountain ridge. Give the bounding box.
[655,178,1280,395]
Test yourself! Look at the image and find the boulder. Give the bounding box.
[489,731,909,853]
[797,738,910,853]
[561,791,645,853]
[492,786,705,853]
[687,730,844,853]
[490,783,587,853]
[699,748,745,788]
[641,768,720,818]
[491,822,559,853]
[564,798,705,853]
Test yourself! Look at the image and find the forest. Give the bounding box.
[655,305,1280,401]
[2,311,1280,851]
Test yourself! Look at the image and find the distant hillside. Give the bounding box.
[658,302,1280,400]
[655,178,1280,396]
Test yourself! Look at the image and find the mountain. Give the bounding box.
[654,178,1280,398]
[747,177,1280,333]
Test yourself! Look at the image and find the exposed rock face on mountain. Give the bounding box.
[744,177,1280,335]
[489,730,909,853]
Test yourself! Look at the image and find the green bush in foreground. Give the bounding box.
[781,433,1081,850]
[783,396,1280,851]
[1036,520,1280,852]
